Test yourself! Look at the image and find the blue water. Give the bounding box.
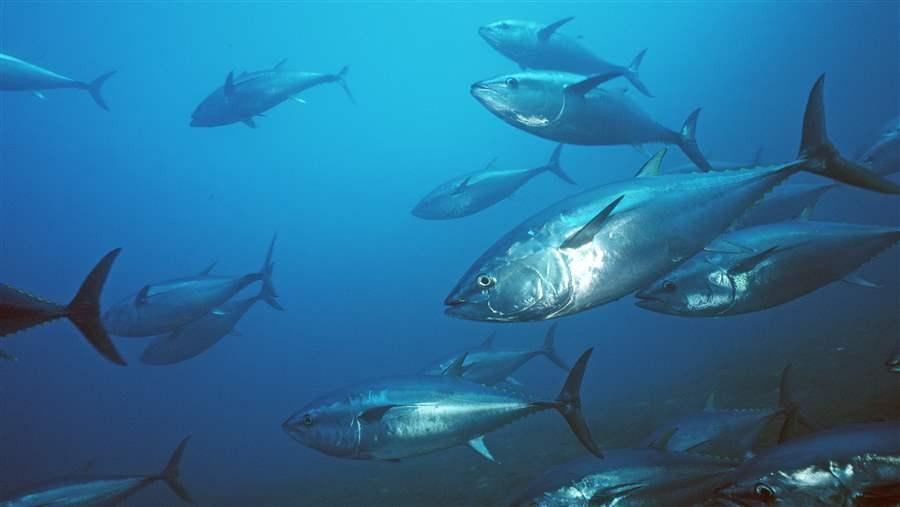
[1,2,897,506]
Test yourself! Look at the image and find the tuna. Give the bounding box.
[190,59,352,128]
[859,115,899,175]
[103,235,278,337]
[0,436,192,507]
[412,144,575,220]
[140,265,283,365]
[715,423,900,506]
[478,17,652,97]
[510,432,737,507]
[420,323,569,385]
[639,366,813,459]
[732,183,836,229]
[282,349,602,462]
[0,52,115,110]
[0,249,124,365]
[445,75,898,322]
[470,70,712,171]
[635,221,899,316]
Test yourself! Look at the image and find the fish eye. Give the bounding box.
[476,274,496,289]
[303,414,313,427]
[505,77,519,89]
[754,483,775,499]
[662,280,677,292]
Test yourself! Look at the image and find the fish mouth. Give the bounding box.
[633,291,667,312]
[443,295,465,307]
[477,26,497,44]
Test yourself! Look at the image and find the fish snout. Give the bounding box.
[443,294,465,307]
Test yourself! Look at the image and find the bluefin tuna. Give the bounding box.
[478,17,652,97]
[420,323,569,385]
[0,53,115,110]
[140,271,283,365]
[470,70,712,171]
[412,144,575,220]
[445,75,898,322]
[190,59,352,128]
[715,423,900,506]
[639,366,813,459]
[859,115,899,175]
[732,183,836,229]
[0,436,192,507]
[103,235,278,337]
[635,221,899,316]
[282,349,602,462]
[510,432,737,507]
[0,249,124,365]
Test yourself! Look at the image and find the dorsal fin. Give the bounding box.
[442,352,468,377]
[135,285,150,306]
[560,195,625,250]
[538,16,574,41]
[648,427,679,450]
[752,147,764,166]
[634,149,667,178]
[224,71,235,97]
[565,73,620,97]
[704,393,716,411]
[198,261,217,276]
[481,332,496,348]
[729,246,779,275]
[272,58,288,71]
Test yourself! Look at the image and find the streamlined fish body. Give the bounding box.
[0,53,115,110]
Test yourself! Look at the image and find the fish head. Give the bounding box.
[471,73,565,130]
[190,88,231,127]
[445,240,572,322]
[282,395,359,458]
[411,193,451,219]
[635,259,734,316]
[716,467,847,506]
[478,20,537,59]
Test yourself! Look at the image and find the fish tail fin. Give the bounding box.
[541,144,576,184]
[259,233,283,311]
[624,49,652,97]
[777,364,815,443]
[797,74,900,194]
[67,249,126,366]
[540,322,570,371]
[160,436,194,504]
[335,65,355,105]
[84,71,116,111]
[676,108,713,172]
[553,348,603,457]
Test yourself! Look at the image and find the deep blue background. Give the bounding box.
[1,2,897,505]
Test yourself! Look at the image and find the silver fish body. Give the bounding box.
[0,53,115,110]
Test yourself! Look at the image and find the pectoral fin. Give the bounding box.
[358,405,404,424]
[842,273,880,288]
[561,195,625,250]
[33,91,46,100]
[467,436,496,462]
[728,246,779,275]
[292,96,307,104]
[565,73,620,97]
[589,483,644,505]
[242,118,257,128]
[442,352,468,377]
[538,16,574,41]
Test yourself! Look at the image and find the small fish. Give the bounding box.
[420,323,569,386]
[636,221,899,316]
[412,144,575,220]
[0,52,115,110]
[103,234,278,337]
[0,436,193,506]
[470,70,711,171]
[478,17,652,97]
[0,249,124,365]
[715,423,900,506]
[190,59,352,128]
[283,349,602,462]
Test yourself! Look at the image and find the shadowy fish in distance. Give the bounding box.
[732,183,836,230]
[510,430,738,507]
[636,221,899,316]
[639,365,814,459]
[859,115,899,175]
[715,423,900,506]
[412,144,574,220]
[420,323,569,386]
[141,263,283,366]
[0,436,193,507]
[190,59,353,128]
[470,71,712,171]
[283,349,602,462]
[0,249,124,365]
[0,53,115,110]
[103,234,278,337]
[478,17,652,97]
[445,75,898,322]
[665,147,765,174]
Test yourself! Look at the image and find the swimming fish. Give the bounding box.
[0,52,115,110]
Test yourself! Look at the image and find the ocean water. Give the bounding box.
[0,2,898,506]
